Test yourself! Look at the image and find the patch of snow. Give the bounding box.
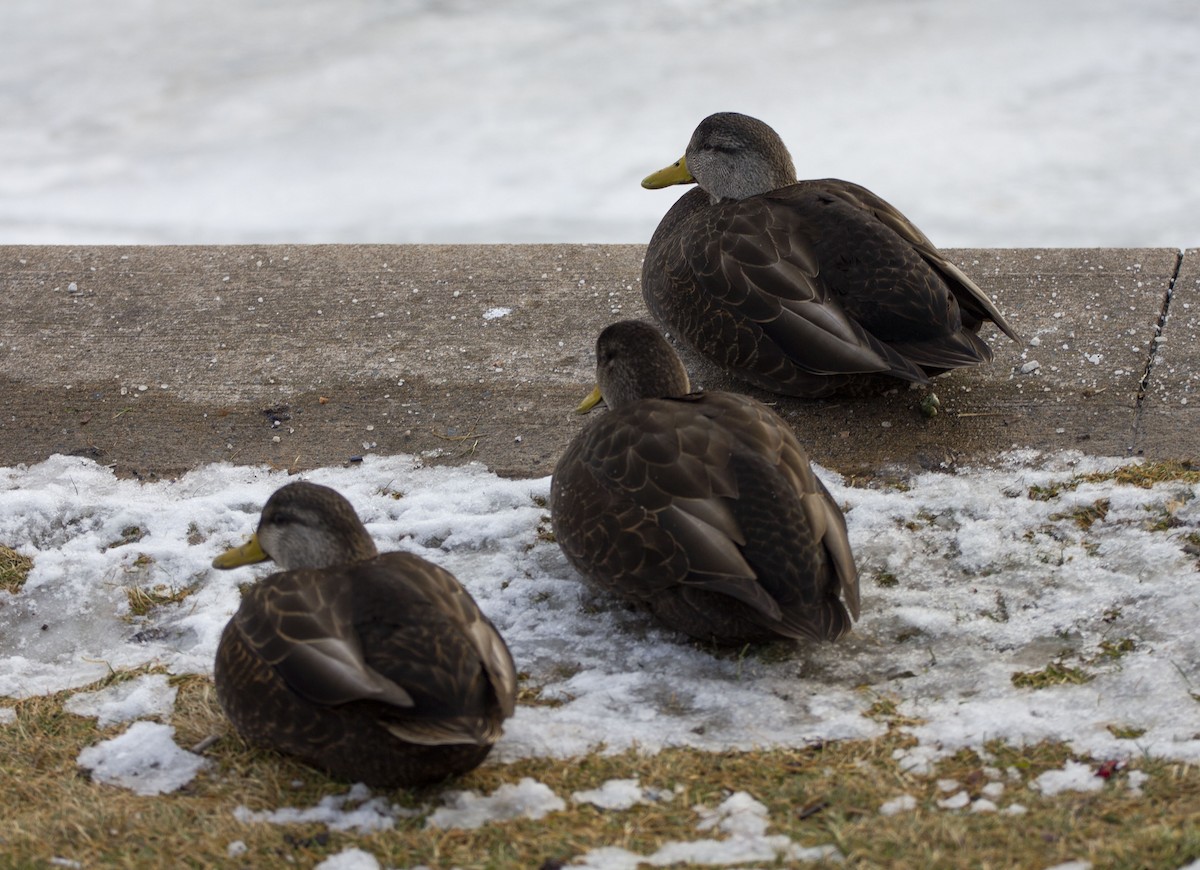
[981,781,1005,799]
[1033,761,1105,796]
[482,307,512,321]
[1126,769,1150,796]
[76,721,207,796]
[0,707,15,725]
[572,792,840,868]
[879,795,917,816]
[2,450,1200,778]
[572,778,648,811]
[64,674,176,726]
[425,778,566,830]
[936,791,970,810]
[234,783,414,834]
[314,849,382,870]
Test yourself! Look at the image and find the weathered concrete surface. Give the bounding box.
[1135,248,1200,457]
[0,245,1191,481]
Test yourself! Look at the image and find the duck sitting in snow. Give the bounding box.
[551,319,860,645]
[211,481,516,787]
[640,111,1019,399]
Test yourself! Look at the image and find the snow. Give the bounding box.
[3,450,1199,777]
[425,778,566,830]
[63,674,176,727]
[1033,760,1107,797]
[572,793,841,868]
[75,721,208,796]
[233,783,416,834]
[936,791,970,810]
[1,0,1198,248]
[879,795,917,816]
[2,448,1198,853]
[572,778,653,811]
[313,849,382,870]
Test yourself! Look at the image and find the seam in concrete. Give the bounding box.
[1130,248,1185,451]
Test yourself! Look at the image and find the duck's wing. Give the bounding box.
[554,398,790,623]
[367,553,518,722]
[712,393,860,638]
[233,569,416,710]
[682,196,931,382]
[815,179,1021,343]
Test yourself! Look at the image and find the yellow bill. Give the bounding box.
[574,385,605,414]
[641,155,696,189]
[212,533,270,569]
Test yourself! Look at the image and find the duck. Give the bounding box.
[641,111,1020,398]
[551,319,860,645]
[211,481,517,788]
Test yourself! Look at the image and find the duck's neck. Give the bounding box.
[706,153,797,202]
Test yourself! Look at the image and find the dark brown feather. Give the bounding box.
[642,114,1019,398]
[552,322,859,645]
[213,483,516,787]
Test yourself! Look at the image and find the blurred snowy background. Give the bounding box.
[2,0,1198,247]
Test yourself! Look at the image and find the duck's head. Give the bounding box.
[212,481,379,572]
[642,112,797,203]
[576,320,692,413]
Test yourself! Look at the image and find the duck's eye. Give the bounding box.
[267,509,298,526]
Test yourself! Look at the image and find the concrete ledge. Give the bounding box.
[1,245,1195,480]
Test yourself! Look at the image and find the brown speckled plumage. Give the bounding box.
[551,320,859,645]
[641,112,1019,398]
[212,482,516,787]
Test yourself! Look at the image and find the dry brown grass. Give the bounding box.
[1,667,1198,869]
[0,544,33,594]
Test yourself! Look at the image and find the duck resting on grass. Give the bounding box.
[641,111,1020,404]
[551,319,860,646]
[211,481,516,788]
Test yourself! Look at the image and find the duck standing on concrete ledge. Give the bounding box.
[641,111,1019,399]
[211,481,516,787]
[551,319,859,645]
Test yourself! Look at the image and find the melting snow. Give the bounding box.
[63,674,176,726]
[75,721,208,796]
[1,451,1197,772]
[572,778,653,811]
[425,778,566,830]
[879,795,917,816]
[1032,760,1106,796]
[233,783,416,834]
[313,849,382,870]
[572,792,841,868]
